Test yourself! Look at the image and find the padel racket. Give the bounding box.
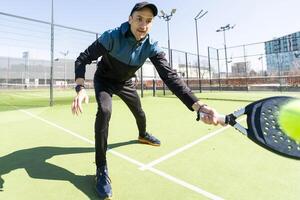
[197,96,300,159]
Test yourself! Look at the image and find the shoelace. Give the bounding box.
[97,171,112,183]
[145,134,158,142]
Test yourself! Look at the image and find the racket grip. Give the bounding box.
[216,114,226,124]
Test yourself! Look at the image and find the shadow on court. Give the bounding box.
[0,141,140,199]
[108,139,139,149]
[0,147,99,199]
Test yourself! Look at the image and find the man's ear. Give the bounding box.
[128,15,133,24]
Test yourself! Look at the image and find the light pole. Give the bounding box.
[216,24,235,79]
[194,9,208,93]
[60,50,69,88]
[159,8,176,96]
[158,9,176,68]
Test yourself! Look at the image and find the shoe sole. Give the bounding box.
[138,138,160,146]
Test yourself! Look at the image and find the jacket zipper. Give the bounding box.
[128,41,140,65]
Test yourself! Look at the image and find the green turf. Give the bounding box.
[1,89,300,200]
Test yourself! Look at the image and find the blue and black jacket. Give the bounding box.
[75,22,198,111]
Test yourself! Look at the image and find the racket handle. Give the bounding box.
[216,114,226,124]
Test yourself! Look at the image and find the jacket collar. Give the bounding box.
[120,22,130,35]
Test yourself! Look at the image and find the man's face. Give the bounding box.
[129,7,154,41]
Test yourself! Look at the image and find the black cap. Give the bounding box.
[130,2,158,16]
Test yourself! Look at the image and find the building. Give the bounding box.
[0,56,96,84]
[265,31,300,73]
[178,63,210,79]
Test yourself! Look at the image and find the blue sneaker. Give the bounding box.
[138,132,161,146]
[95,165,112,199]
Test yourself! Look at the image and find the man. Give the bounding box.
[72,2,221,199]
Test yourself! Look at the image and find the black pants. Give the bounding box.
[94,78,146,168]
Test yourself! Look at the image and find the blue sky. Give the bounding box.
[1,0,299,57]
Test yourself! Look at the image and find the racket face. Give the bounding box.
[245,96,300,159]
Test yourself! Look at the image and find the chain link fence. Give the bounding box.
[0,12,98,90]
[1,12,300,99]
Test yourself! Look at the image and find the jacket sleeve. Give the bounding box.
[74,39,104,80]
[149,51,199,111]
[75,29,115,80]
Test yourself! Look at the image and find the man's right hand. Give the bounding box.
[71,88,89,115]
[192,101,226,126]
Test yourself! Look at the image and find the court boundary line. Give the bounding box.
[139,126,230,170]
[140,117,246,170]
[13,107,224,200]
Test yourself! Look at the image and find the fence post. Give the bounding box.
[217,49,221,91]
[197,53,202,93]
[277,52,282,92]
[207,47,212,91]
[153,79,156,97]
[243,45,249,91]
[50,0,54,106]
[185,52,189,87]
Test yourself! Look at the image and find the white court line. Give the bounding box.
[16,108,223,200]
[7,93,31,99]
[140,117,246,171]
[20,109,145,168]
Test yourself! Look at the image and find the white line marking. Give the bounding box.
[7,93,30,99]
[17,108,224,200]
[20,109,95,144]
[149,167,223,200]
[140,117,246,170]
[0,97,224,200]
[140,126,229,170]
[19,109,146,168]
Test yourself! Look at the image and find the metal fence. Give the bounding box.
[207,39,300,92]
[0,12,98,89]
[1,11,300,96]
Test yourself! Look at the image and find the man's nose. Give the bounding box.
[139,21,147,29]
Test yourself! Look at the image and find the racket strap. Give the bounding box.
[225,114,237,126]
[196,104,207,121]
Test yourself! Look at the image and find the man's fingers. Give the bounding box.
[76,98,80,114]
[78,103,83,113]
[200,112,219,126]
[202,114,212,124]
[212,117,219,125]
[71,97,80,115]
[71,93,89,116]
[85,95,89,104]
[71,100,76,115]
[76,97,83,113]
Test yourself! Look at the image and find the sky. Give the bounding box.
[0,0,299,58]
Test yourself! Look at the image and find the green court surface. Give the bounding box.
[1,89,300,200]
